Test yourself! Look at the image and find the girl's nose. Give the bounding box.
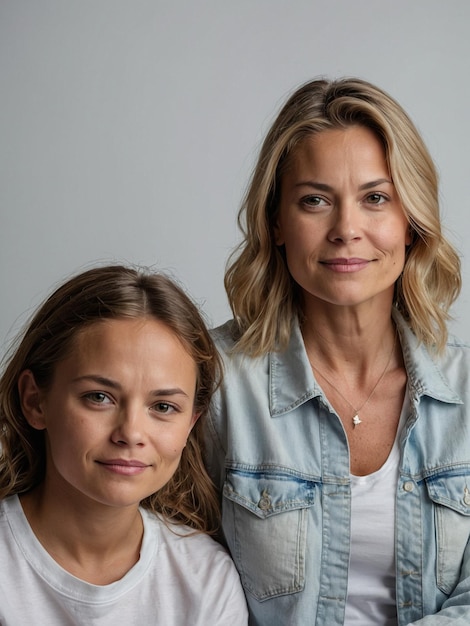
[111,407,146,447]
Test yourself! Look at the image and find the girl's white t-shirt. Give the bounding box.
[0,495,248,625]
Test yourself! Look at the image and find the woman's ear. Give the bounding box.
[405,226,413,246]
[273,219,285,246]
[18,370,47,430]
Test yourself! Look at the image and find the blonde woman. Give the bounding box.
[204,78,469,625]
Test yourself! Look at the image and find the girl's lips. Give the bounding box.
[321,258,371,272]
[97,459,149,476]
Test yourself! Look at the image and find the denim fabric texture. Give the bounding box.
[204,310,470,625]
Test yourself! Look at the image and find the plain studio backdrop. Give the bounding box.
[1,1,470,355]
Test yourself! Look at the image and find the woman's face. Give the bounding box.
[274,125,411,314]
[20,317,199,511]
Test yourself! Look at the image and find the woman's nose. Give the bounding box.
[327,203,361,243]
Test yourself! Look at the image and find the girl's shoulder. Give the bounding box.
[142,508,229,557]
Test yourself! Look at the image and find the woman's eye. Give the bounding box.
[366,193,386,205]
[302,195,327,207]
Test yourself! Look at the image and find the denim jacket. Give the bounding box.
[204,311,470,625]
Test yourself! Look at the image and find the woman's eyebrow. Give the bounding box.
[293,181,333,191]
[293,178,392,192]
[358,178,393,190]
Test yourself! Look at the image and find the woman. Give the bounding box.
[0,265,248,625]
[204,78,470,625]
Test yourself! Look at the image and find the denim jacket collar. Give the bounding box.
[269,309,462,418]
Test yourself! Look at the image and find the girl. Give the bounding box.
[0,265,247,625]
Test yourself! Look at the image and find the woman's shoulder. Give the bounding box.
[439,333,470,382]
[444,332,470,352]
[210,320,254,368]
[210,319,239,352]
[396,310,470,365]
[210,320,274,384]
[438,331,470,371]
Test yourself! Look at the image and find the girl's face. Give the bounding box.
[20,318,199,511]
[274,125,411,315]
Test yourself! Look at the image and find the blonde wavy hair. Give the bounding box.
[0,265,222,534]
[225,77,461,356]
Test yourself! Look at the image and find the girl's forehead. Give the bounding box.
[53,317,198,390]
[61,317,190,367]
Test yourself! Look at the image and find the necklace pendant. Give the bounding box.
[352,414,362,427]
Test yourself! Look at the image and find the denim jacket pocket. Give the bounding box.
[222,468,317,601]
[425,471,470,594]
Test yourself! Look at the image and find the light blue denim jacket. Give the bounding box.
[205,310,470,625]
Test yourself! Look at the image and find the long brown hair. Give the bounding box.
[0,265,222,533]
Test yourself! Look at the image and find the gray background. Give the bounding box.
[1,0,469,354]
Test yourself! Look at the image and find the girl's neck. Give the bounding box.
[19,485,144,585]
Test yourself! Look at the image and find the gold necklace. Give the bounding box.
[310,329,397,428]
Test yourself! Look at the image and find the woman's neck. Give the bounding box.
[301,302,398,375]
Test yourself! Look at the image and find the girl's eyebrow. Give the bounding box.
[72,375,121,389]
[72,375,189,398]
[149,388,189,399]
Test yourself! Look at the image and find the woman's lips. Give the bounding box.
[321,258,371,272]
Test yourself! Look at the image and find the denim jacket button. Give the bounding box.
[258,492,271,510]
[403,481,414,492]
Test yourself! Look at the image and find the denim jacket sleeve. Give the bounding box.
[399,472,470,625]
[407,543,470,624]
[395,322,470,625]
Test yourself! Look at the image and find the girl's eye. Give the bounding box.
[365,193,387,205]
[153,402,176,414]
[84,392,112,405]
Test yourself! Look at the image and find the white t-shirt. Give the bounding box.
[344,391,409,626]
[0,495,248,625]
